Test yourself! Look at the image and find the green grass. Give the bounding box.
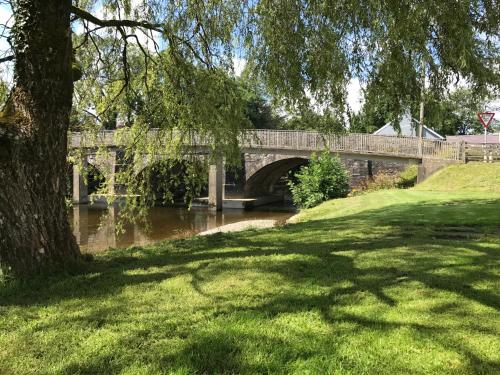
[1,168,500,374]
[415,163,500,193]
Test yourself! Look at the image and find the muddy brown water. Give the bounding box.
[69,205,295,252]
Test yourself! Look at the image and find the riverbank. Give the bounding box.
[1,165,500,374]
[198,219,279,235]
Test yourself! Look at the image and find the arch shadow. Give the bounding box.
[245,157,309,198]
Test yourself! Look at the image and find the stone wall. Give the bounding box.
[343,159,370,188]
[417,158,461,183]
[75,149,423,204]
[244,153,417,193]
[344,159,415,188]
[371,160,413,176]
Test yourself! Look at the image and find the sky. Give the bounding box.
[0,2,13,84]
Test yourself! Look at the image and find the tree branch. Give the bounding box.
[70,6,163,33]
[0,55,14,63]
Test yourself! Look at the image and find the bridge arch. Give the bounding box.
[69,157,110,204]
[244,152,417,199]
[244,156,309,198]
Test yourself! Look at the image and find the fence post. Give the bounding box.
[460,141,466,163]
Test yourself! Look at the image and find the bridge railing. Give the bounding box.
[70,129,211,149]
[70,129,464,161]
[421,138,463,161]
[242,131,422,157]
[70,130,118,148]
[242,130,463,160]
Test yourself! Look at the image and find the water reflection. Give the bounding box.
[70,205,295,252]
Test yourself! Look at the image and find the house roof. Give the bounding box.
[446,134,500,144]
[373,113,445,140]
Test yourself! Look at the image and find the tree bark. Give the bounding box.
[0,0,80,277]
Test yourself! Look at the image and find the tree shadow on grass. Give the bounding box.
[1,196,499,309]
[56,326,333,375]
[53,293,499,374]
[1,197,499,373]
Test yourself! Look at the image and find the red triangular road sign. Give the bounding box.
[477,112,495,129]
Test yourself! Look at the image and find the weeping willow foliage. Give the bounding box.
[72,48,248,229]
[249,0,499,117]
[69,0,500,229]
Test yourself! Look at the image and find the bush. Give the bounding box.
[356,164,419,194]
[288,152,349,208]
[396,165,418,188]
[363,171,399,192]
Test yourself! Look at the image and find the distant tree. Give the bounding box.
[280,109,346,133]
[425,88,492,135]
[351,87,493,135]
[348,90,393,134]
[238,76,282,129]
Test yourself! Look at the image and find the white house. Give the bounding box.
[373,113,445,140]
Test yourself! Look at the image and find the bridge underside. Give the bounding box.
[244,157,308,198]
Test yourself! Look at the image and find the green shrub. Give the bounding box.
[362,171,399,192]
[358,164,419,194]
[288,152,349,208]
[396,165,418,188]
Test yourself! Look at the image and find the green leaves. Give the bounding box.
[73,0,500,134]
[248,0,499,120]
[424,87,491,135]
[288,151,349,208]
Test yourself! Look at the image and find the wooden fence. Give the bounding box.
[465,144,500,162]
[70,129,464,161]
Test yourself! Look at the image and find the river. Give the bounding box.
[69,204,295,252]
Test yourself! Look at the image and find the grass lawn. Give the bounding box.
[414,162,500,193]
[1,167,500,374]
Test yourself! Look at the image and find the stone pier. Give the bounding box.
[208,159,225,211]
[72,151,117,204]
[73,159,89,204]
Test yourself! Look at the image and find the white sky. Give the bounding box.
[0,3,13,84]
[233,57,246,77]
[347,78,363,113]
[0,3,12,51]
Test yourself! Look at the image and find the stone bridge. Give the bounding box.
[69,129,464,210]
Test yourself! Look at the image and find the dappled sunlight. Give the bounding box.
[1,190,499,373]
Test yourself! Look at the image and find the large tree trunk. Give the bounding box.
[0,0,80,277]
